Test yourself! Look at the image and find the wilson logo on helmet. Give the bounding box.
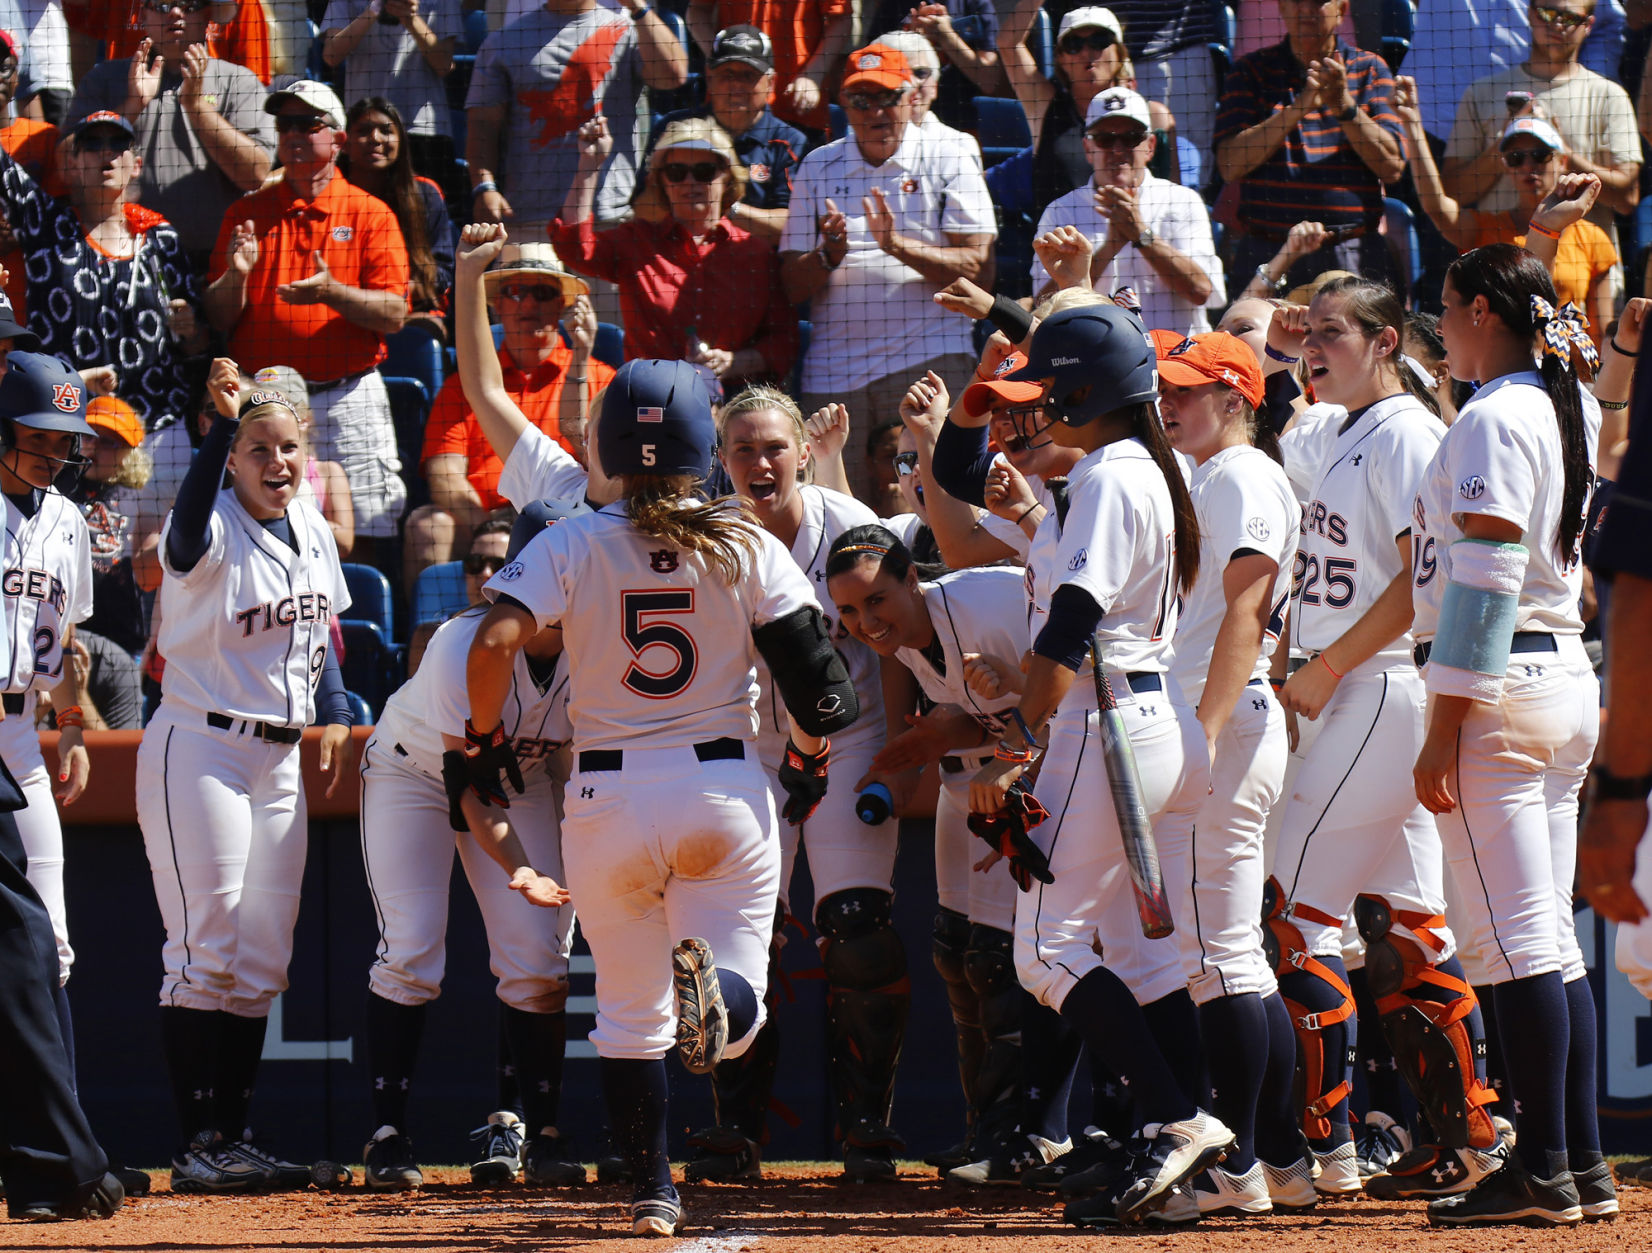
[50,383,81,413]
[1051,356,1082,366]
[637,406,665,423]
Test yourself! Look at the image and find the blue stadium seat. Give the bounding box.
[790,319,810,396]
[1211,3,1237,81]
[383,322,444,398]
[593,322,624,369]
[652,7,703,113]
[828,104,847,141]
[1029,6,1055,81]
[1381,0,1415,70]
[462,6,488,52]
[974,96,1032,167]
[382,376,433,510]
[339,620,399,718]
[411,560,470,627]
[340,562,397,637]
[342,690,374,726]
[1384,196,1422,303]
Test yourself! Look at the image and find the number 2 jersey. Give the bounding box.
[485,500,822,752]
[2,489,93,694]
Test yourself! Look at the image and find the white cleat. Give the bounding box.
[1194,1160,1273,1216]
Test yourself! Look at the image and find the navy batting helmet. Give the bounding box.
[597,359,715,480]
[506,497,592,562]
[0,352,95,491]
[1007,305,1159,428]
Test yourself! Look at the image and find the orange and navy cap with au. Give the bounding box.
[962,351,1048,418]
[1152,330,1265,408]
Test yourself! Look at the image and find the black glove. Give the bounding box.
[441,749,470,831]
[464,718,525,807]
[778,737,831,825]
[968,780,1053,892]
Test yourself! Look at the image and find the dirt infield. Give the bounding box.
[4,1166,1649,1251]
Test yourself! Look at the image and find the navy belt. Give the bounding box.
[578,736,743,774]
[1125,672,1162,694]
[1414,631,1555,668]
[939,755,965,774]
[207,711,302,744]
[1,692,24,716]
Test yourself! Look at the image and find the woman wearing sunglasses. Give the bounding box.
[551,114,798,394]
[1395,76,1614,346]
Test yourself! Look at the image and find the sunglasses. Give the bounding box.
[661,160,724,183]
[1058,30,1116,54]
[275,114,330,135]
[1532,4,1591,29]
[464,553,506,577]
[77,133,133,155]
[144,0,211,11]
[910,66,937,82]
[1502,148,1555,168]
[893,451,919,476]
[844,90,904,112]
[496,282,563,303]
[1088,128,1149,150]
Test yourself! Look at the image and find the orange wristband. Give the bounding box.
[1525,220,1562,241]
[1319,654,1344,680]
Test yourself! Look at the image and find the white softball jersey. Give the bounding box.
[1,490,93,695]
[1411,372,1600,642]
[155,491,349,727]
[978,467,1056,561]
[1278,402,1346,505]
[1169,445,1299,707]
[1292,394,1445,661]
[496,424,591,511]
[484,501,818,752]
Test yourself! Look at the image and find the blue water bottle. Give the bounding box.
[856,782,893,825]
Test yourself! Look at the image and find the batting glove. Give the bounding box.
[778,737,831,825]
[464,718,525,807]
[967,780,1053,891]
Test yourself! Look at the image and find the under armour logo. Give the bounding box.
[1138,705,1158,717]
[649,549,678,574]
[580,786,594,798]
[1350,454,1363,466]
[1252,698,1267,711]
[1433,1160,1461,1183]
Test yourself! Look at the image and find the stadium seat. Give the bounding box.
[342,690,374,727]
[829,104,847,141]
[1029,6,1055,81]
[383,323,444,399]
[339,620,400,718]
[974,96,1032,167]
[1384,196,1422,303]
[462,6,488,51]
[382,376,433,511]
[652,7,702,114]
[1211,3,1237,82]
[411,560,470,627]
[1381,0,1415,70]
[790,319,810,396]
[340,563,397,637]
[593,322,624,369]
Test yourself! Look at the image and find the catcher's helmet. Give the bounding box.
[1007,305,1160,429]
[596,359,715,480]
[506,497,592,561]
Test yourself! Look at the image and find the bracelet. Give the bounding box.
[1264,343,1299,365]
[56,705,84,729]
[1610,338,1639,358]
[1015,500,1042,526]
[1254,264,1283,292]
[994,739,1038,764]
[1268,677,1285,691]
[1590,764,1652,801]
[471,180,497,197]
[1318,653,1344,680]
[1599,397,1629,410]
[1525,220,1562,242]
[1008,707,1045,751]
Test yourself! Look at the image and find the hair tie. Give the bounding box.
[836,542,891,558]
[1529,295,1599,374]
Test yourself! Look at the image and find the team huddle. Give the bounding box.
[0,217,1628,1235]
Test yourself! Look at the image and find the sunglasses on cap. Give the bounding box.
[893,451,919,476]
[496,281,563,303]
[77,132,133,155]
[144,0,211,11]
[844,90,904,112]
[464,553,506,577]
[275,113,330,135]
[1532,4,1590,29]
[1088,128,1149,149]
[1059,30,1116,54]
[661,160,725,183]
[1502,147,1555,168]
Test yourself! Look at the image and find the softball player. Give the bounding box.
[1413,245,1610,1226]
[688,384,903,1184]
[461,339,858,1237]
[1150,331,1311,1215]
[1270,277,1500,1201]
[359,501,586,1193]
[826,529,1072,1184]
[941,305,1235,1228]
[0,354,95,1009]
[135,359,354,1194]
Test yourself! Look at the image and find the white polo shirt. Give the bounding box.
[782,121,996,395]
[1030,171,1225,335]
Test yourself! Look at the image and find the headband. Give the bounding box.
[835,542,892,559]
[1530,296,1599,374]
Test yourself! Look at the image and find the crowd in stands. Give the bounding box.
[0,0,1644,723]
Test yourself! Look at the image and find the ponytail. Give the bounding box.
[1122,401,1200,596]
[623,474,762,585]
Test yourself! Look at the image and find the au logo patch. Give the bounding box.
[331,225,354,242]
[50,382,80,412]
[749,162,770,182]
[650,549,679,573]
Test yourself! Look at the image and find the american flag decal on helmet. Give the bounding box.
[638,406,664,422]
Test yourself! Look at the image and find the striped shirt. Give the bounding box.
[1214,39,1401,235]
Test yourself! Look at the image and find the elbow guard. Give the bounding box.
[1427,539,1527,703]
[1033,584,1105,672]
[753,606,860,736]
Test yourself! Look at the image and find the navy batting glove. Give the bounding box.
[778,737,831,825]
[464,718,525,807]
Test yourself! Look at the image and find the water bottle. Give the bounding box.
[855,782,893,825]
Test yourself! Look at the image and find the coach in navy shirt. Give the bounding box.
[644,25,804,242]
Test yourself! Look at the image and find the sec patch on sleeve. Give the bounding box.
[1458,476,1487,501]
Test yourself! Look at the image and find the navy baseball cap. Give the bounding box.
[0,352,96,436]
[711,25,773,72]
[0,288,38,349]
[70,109,136,142]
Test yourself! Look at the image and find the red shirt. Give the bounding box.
[421,342,616,511]
[210,171,410,381]
[547,215,797,386]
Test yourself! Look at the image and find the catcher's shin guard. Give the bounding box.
[1263,877,1355,1142]
[819,888,910,1148]
[933,908,985,1132]
[1354,894,1497,1151]
[963,924,1025,1150]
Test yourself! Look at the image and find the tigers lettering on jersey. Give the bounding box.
[513,735,570,762]
[1300,500,1350,546]
[233,593,335,637]
[2,567,68,614]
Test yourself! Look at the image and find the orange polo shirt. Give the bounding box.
[211,170,410,381]
[0,117,62,322]
[420,341,615,511]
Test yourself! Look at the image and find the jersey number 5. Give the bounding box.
[621,589,698,699]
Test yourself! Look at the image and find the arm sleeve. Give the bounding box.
[931,419,996,507]
[987,293,1035,342]
[1032,582,1104,671]
[164,411,237,573]
[314,642,354,726]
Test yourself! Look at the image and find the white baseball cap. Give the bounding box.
[1059,6,1124,43]
[264,79,347,129]
[1085,86,1152,132]
[1500,115,1566,153]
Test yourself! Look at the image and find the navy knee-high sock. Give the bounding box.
[1060,968,1194,1128]
[1278,952,1355,1147]
[1562,976,1601,1161]
[1022,997,1082,1142]
[1087,1046,1133,1137]
[500,1006,567,1137]
[160,1006,220,1140]
[215,1012,268,1140]
[601,1057,673,1195]
[1255,991,1303,1166]
[1197,992,1269,1171]
[1349,967,1405,1121]
[1492,973,1569,1177]
[1474,983,1510,1120]
[366,994,428,1132]
[719,969,759,1042]
[52,980,76,1095]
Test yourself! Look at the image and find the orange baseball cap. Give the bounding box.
[1153,331,1264,408]
[841,43,914,94]
[962,352,1047,418]
[85,395,144,446]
